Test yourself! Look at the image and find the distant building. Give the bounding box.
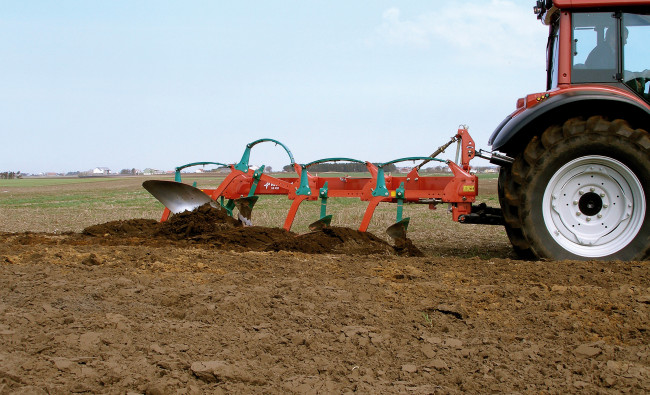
[143,168,165,175]
[92,167,111,175]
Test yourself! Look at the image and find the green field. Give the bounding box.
[0,177,125,187]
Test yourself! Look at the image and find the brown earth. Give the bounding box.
[1,203,649,393]
[76,204,409,256]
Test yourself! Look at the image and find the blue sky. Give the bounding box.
[2,0,548,174]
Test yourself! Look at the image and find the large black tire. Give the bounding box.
[497,167,536,259]
[500,116,650,260]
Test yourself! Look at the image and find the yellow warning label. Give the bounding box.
[390,191,396,197]
[463,185,475,192]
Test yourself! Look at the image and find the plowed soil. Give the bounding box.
[76,204,407,256]
[1,203,649,394]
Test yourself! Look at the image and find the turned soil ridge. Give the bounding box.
[81,204,422,256]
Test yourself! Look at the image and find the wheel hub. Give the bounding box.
[543,156,645,257]
[578,192,602,217]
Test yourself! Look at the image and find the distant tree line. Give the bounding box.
[278,163,498,174]
[282,163,397,173]
[409,165,499,174]
[418,166,449,173]
[1,171,21,179]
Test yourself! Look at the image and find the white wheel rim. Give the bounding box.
[542,155,645,257]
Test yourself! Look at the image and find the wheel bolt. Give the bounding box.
[590,187,595,192]
[576,212,581,216]
[579,190,584,195]
[573,200,578,205]
[597,214,602,219]
[586,217,591,222]
[603,204,608,208]
[600,193,605,197]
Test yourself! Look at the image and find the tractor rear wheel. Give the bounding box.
[498,167,535,259]
[502,116,649,260]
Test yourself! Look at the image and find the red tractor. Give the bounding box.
[489,0,649,260]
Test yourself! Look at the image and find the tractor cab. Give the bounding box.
[545,3,650,102]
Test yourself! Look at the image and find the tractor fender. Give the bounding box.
[489,89,650,156]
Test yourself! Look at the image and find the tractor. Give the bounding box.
[489,0,649,260]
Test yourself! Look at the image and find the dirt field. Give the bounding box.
[1,176,649,394]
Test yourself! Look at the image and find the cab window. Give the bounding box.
[622,13,650,101]
[572,12,619,83]
[547,22,560,89]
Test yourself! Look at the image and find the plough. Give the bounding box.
[143,126,503,243]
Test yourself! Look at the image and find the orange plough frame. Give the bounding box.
[158,127,480,234]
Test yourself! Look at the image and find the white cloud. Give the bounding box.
[379,7,431,48]
[374,0,547,66]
